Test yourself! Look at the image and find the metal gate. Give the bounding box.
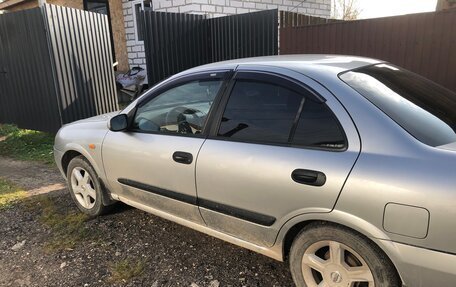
[0,4,118,133]
[143,9,279,85]
[143,12,208,86]
[208,10,279,62]
[0,8,61,132]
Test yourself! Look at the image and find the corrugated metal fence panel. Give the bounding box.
[209,9,278,62]
[44,4,119,125]
[143,11,208,86]
[0,5,119,132]
[280,10,456,93]
[143,9,278,85]
[279,11,340,28]
[0,8,61,133]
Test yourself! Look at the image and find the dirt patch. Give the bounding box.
[0,157,294,287]
[0,157,65,192]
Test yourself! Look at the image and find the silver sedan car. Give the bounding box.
[54,55,456,287]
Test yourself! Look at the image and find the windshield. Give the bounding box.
[340,64,456,147]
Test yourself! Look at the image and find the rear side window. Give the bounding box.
[217,79,347,149]
[218,80,302,143]
[292,99,346,149]
[340,64,456,147]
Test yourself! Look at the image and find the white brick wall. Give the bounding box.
[122,0,331,81]
[148,0,332,17]
[122,0,148,74]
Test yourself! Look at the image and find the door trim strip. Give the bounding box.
[198,198,276,226]
[118,178,197,205]
[117,178,276,226]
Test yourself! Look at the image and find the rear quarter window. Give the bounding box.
[340,64,456,147]
[292,99,346,149]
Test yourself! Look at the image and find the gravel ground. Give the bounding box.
[0,157,294,287]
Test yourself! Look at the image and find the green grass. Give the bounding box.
[109,258,146,283]
[0,178,27,209]
[24,196,93,251]
[0,124,54,164]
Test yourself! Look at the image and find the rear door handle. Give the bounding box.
[292,169,326,187]
[172,151,193,164]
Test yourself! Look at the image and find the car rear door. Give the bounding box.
[195,66,361,246]
[102,71,231,224]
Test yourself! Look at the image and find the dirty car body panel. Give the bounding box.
[54,55,456,287]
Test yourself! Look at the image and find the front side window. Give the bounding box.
[340,64,456,147]
[217,79,347,149]
[133,79,223,134]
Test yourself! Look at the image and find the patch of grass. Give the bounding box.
[0,124,54,164]
[24,196,93,251]
[0,124,18,137]
[109,258,146,283]
[0,178,27,209]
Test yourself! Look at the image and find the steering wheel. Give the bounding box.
[165,107,205,134]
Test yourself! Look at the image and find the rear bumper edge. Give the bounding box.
[383,240,456,287]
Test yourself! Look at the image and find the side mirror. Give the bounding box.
[109,114,128,132]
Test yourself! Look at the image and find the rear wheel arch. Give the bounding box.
[288,222,402,287]
[281,219,403,284]
[282,220,317,261]
[278,211,394,258]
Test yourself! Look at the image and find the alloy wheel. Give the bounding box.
[301,240,374,287]
[70,167,97,209]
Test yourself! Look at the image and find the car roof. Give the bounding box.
[185,54,384,79]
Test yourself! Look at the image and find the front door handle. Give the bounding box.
[292,169,326,187]
[173,151,193,164]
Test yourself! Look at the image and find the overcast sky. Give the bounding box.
[357,0,438,19]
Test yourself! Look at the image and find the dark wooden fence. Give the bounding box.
[0,4,118,133]
[143,9,278,85]
[280,9,456,93]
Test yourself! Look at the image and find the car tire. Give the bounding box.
[290,222,401,287]
[66,156,112,217]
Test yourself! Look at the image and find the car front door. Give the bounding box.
[195,67,361,246]
[102,71,230,224]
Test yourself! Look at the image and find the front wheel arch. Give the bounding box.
[62,150,83,175]
[63,151,116,206]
